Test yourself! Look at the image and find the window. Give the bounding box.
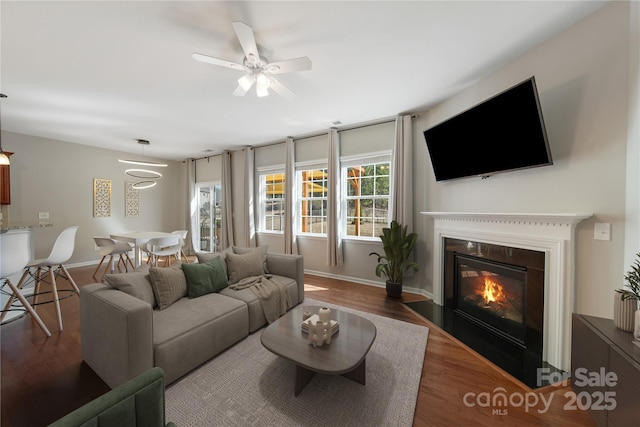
[259,172,285,232]
[298,168,328,235]
[196,183,222,252]
[344,161,390,238]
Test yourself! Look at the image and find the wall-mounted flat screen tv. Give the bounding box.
[423,77,552,182]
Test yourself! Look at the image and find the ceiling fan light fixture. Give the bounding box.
[238,74,256,91]
[246,53,258,66]
[256,73,271,90]
[193,21,311,99]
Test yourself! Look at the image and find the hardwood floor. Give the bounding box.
[1,263,595,426]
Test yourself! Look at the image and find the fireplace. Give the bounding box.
[415,212,591,386]
[454,254,526,344]
[444,238,545,358]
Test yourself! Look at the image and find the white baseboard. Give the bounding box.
[304,269,433,300]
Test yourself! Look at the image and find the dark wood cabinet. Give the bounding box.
[572,314,640,426]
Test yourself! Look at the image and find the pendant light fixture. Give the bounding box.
[131,181,157,190]
[118,139,168,167]
[0,94,10,166]
[119,139,165,188]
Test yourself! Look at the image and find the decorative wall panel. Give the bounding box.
[125,181,140,217]
[93,178,111,217]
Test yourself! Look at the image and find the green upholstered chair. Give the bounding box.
[48,367,176,427]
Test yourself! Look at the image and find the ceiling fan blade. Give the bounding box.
[232,85,248,96]
[231,21,261,63]
[269,77,296,100]
[266,57,312,74]
[192,53,245,71]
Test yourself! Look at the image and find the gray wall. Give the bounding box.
[413,1,639,319]
[2,131,187,265]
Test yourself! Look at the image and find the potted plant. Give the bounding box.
[369,220,419,298]
[615,252,640,336]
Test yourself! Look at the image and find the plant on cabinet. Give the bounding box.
[615,253,640,338]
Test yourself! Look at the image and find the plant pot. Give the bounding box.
[613,294,637,332]
[386,280,402,298]
[635,310,640,341]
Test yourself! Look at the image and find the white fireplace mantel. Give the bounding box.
[421,211,592,372]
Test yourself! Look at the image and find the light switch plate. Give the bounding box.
[594,223,611,241]
[39,212,50,220]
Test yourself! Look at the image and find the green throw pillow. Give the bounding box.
[183,257,228,298]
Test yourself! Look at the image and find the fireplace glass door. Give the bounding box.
[454,253,527,345]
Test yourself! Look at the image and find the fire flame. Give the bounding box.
[482,278,505,303]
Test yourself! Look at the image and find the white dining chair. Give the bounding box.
[0,231,52,336]
[24,226,80,331]
[92,237,135,281]
[146,235,182,267]
[171,230,190,263]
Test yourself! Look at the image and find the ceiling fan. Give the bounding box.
[193,21,312,99]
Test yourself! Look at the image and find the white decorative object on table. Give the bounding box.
[318,306,331,322]
[302,308,339,348]
[307,319,333,347]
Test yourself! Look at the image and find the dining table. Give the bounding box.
[110,231,174,267]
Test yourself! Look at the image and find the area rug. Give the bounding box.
[165,298,429,426]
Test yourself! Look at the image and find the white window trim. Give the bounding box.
[258,166,285,234]
[340,153,392,240]
[296,166,329,237]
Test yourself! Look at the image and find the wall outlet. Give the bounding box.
[594,223,611,241]
[38,212,50,220]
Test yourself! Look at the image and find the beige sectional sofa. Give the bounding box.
[80,247,304,388]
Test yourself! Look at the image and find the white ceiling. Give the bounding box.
[1,1,609,161]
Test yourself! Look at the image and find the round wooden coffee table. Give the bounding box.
[260,304,377,396]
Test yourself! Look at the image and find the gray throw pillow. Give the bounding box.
[148,261,187,310]
[196,252,228,275]
[226,250,265,284]
[232,245,269,273]
[104,269,156,307]
[182,257,228,298]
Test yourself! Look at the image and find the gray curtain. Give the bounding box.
[284,137,298,254]
[326,128,343,266]
[391,114,414,232]
[187,159,198,255]
[221,150,234,249]
[244,147,257,248]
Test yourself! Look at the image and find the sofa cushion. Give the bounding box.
[104,266,156,307]
[152,293,249,384]
[232,246,269,273]
[149,262,187,310]
[182,257,228,298]
[225,250,265,284]
[220,274,299,332]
